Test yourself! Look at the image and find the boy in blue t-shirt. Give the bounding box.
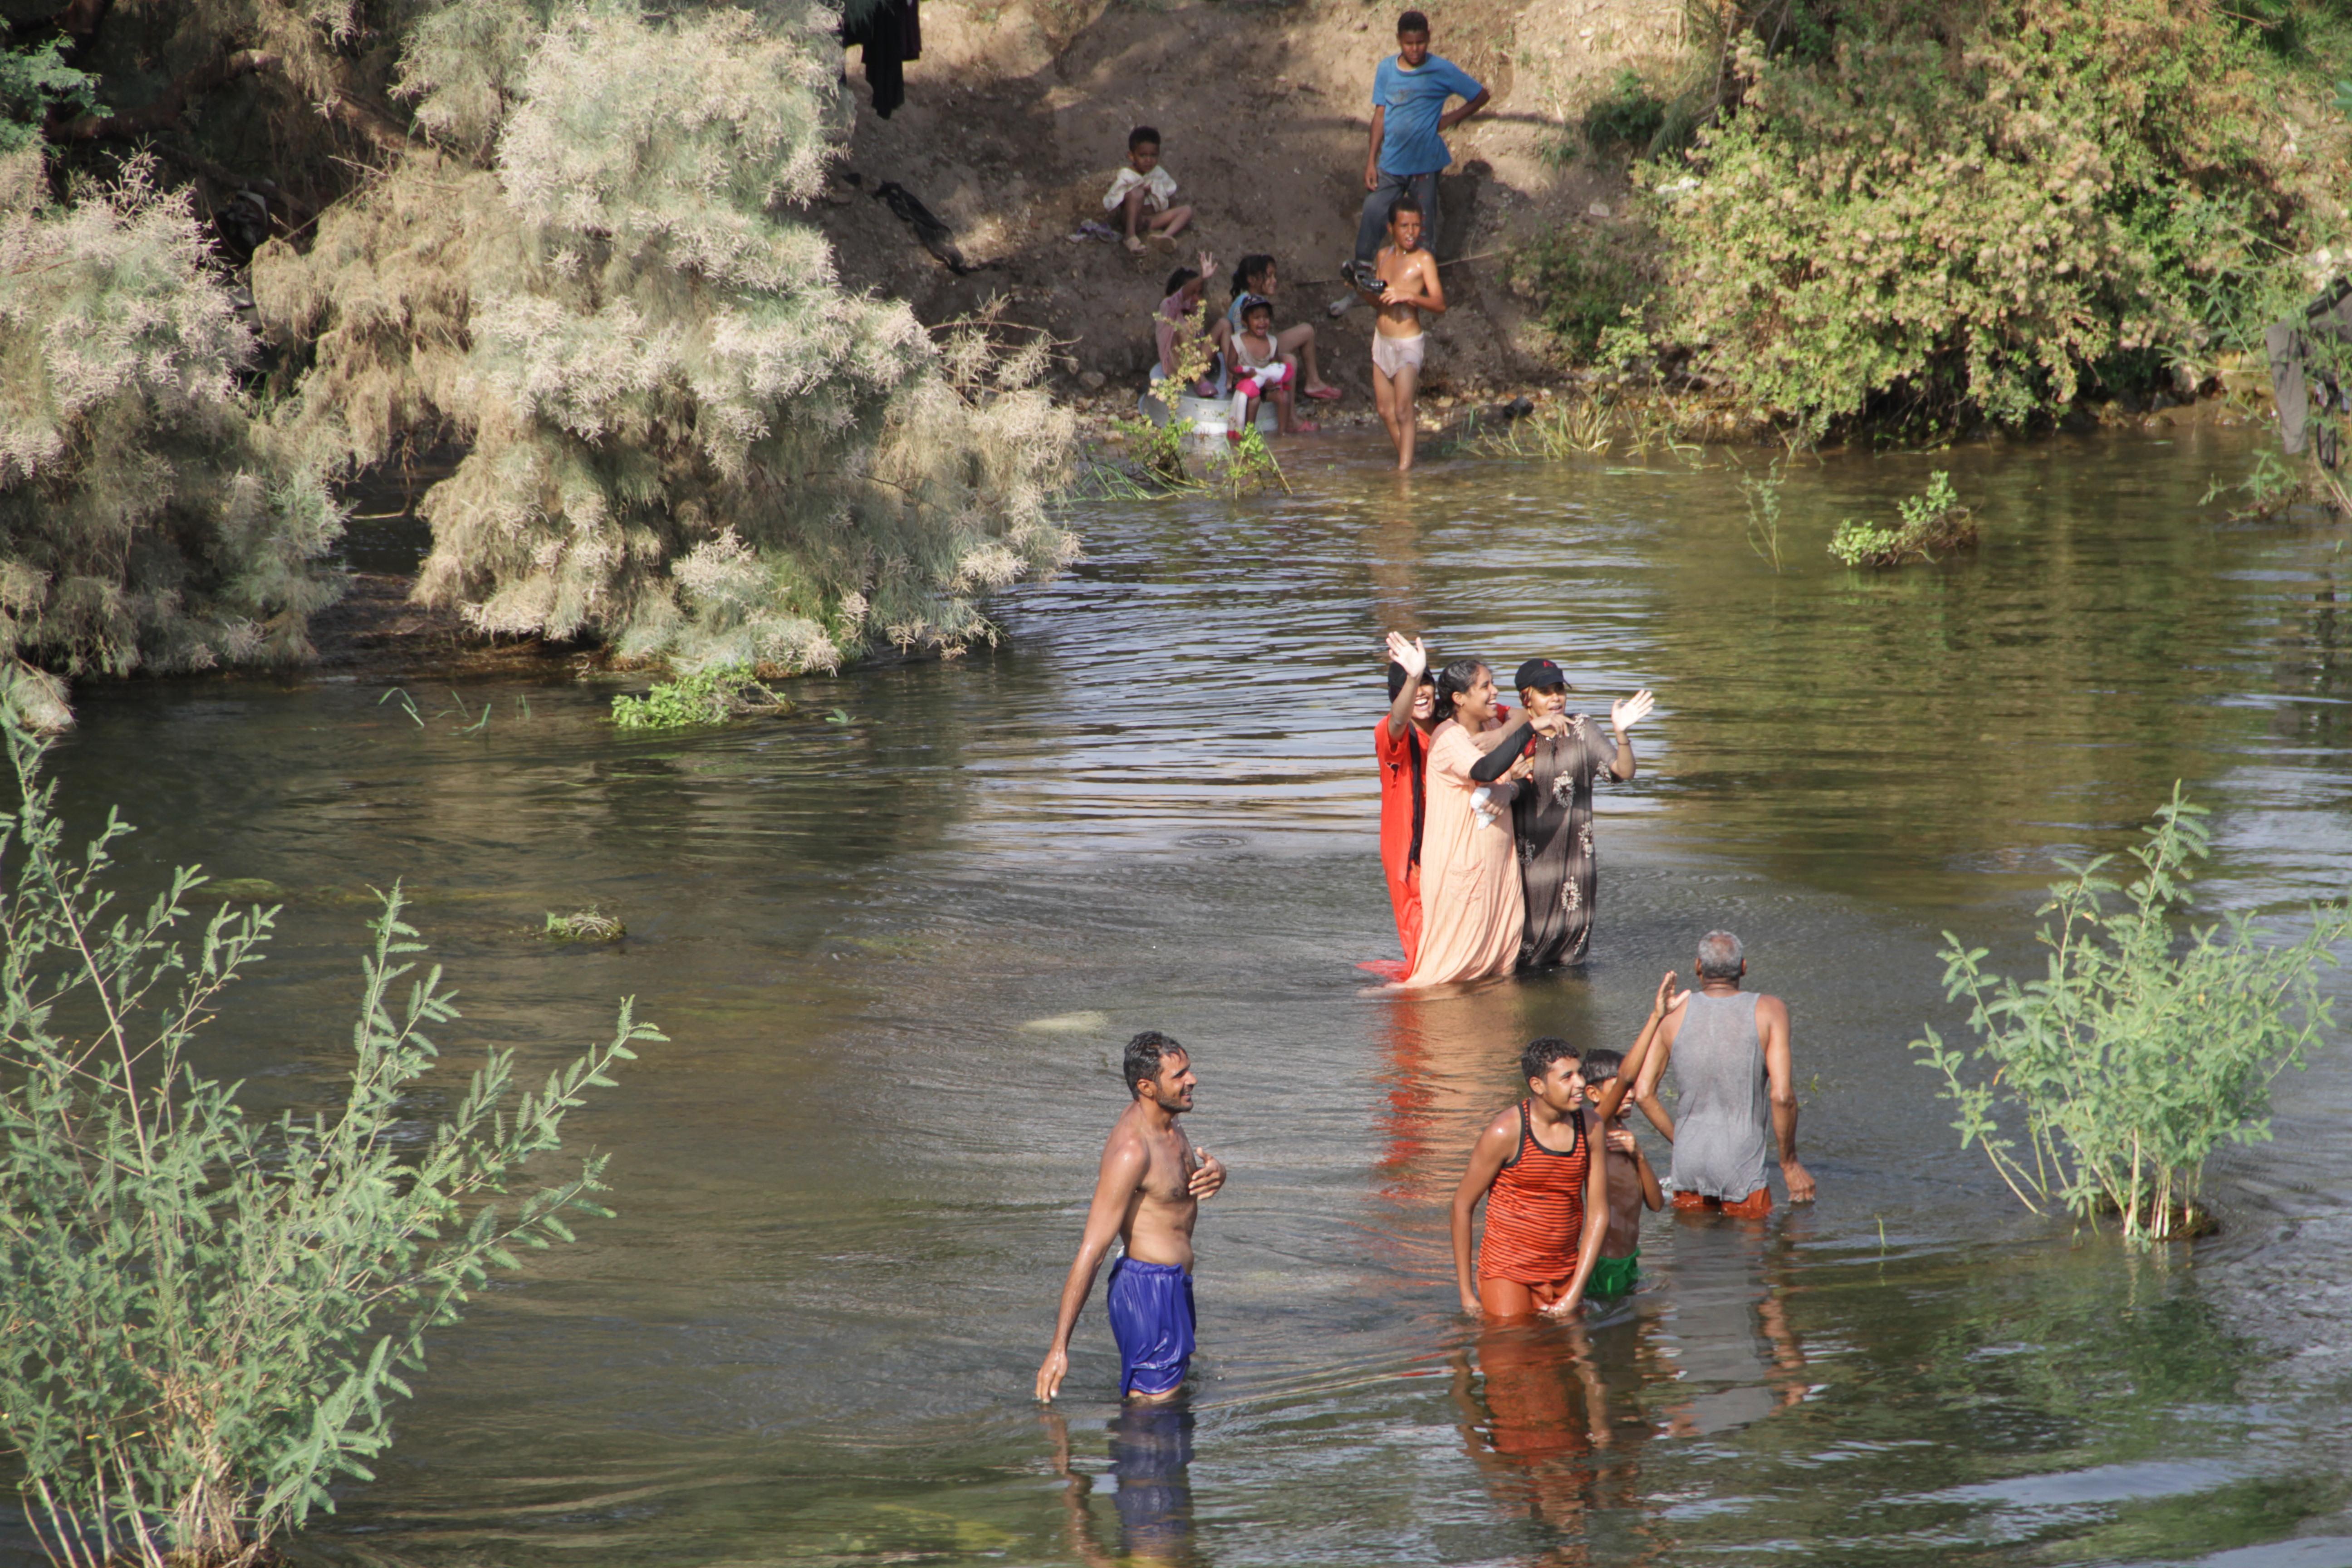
[1338,10,1489,308]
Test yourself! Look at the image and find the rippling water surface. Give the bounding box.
[12,424,2352,1568]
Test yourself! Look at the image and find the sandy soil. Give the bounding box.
[814,0,1685,423]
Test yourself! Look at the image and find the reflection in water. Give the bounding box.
[1455,1319,1657,1567]
[1652,1217,1808,1439]
[1047,1404,1199,1568]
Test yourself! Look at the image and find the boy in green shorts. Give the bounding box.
[1581,1047,1663,1300]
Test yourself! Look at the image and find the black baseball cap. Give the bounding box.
[1387,659,1436,700]
[1514,658,1569,691]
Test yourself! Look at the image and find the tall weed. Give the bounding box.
[0,726,662,1566]
[1912,788,2352,1244]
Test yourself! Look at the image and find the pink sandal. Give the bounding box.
[1303,384,1343,401]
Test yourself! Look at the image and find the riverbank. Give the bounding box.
[814,0,1683,402]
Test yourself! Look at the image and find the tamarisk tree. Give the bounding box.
[0,724,662,1567]
[258,0,1076,675]
[0,148,343,729]
[1913,788,2352,1244]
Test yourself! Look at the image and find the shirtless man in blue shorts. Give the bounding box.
[1037,1032,1228,1401]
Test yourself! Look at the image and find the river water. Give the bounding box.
[15,424,2352,1567]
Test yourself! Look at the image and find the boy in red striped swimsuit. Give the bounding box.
[1449,971,1684,1319]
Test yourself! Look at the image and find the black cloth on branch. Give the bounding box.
[842,0,921,118]
[2265,276,2352,466]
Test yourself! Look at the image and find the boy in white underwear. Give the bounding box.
[1357,194,1444,470]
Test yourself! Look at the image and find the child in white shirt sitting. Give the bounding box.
[1104,126,1195,254]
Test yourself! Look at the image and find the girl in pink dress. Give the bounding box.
[1400,661,1532,987]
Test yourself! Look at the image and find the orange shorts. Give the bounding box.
[1478,1272,1578,1318]
[1673,1186,1771,1218]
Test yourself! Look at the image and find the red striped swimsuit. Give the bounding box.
[1478,1100,1590,1285]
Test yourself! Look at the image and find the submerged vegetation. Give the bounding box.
[0,726,662,1566]
[544,907,625,941]
[1913,789,2352,1244]
[1828,472,1977,566]
[608,664,787,730]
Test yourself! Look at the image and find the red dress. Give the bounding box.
[1375,718,1429,970]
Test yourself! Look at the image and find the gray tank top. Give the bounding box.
[1666,991,1771,1201]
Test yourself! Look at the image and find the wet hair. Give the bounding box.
[1520,1036,1579,1088]
[1232,253,1275,297]
[1397,9,1430,35]
[1386,658,1436,701]
[1388,194,1424,224]
[1581,1047,1626,1087]
[1129,125,1161,152]
[1696,929,1744,980]
[1124,1030,1186,1097]
[1430,658,1485,723]
[1165,266,1200,297]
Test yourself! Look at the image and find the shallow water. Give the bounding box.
[12,423,2352,1568]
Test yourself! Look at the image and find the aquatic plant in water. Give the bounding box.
[608,664,784,730]
[0,724,661,1567]
[544,908,624,941]
[1912,787,2352,1244]
[1829,472,1976,567]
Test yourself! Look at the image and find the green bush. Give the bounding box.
[1508,228,1644,363]
[1828,471,1977,566]
[1582,69,1666,156]
[1651,0,2348,436]
[1912,788,2352,1244]
[0,726,662,1566]
[0,40,97,153]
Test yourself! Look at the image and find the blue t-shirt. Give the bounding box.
[1372,53,1484,176]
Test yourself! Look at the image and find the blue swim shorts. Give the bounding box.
[1106,1255,1195,1397]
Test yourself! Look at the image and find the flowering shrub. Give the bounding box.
[1650,0,2350,436]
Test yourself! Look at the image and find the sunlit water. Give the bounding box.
[10,424,2352,1567]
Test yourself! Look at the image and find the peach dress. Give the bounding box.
[1399,719,1524,987]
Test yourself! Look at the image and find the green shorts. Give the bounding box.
[1588,1251,1639,1301]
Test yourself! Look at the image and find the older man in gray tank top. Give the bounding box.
[1629,931,1816,1212]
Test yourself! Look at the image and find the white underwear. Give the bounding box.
[1372,332,1426,378]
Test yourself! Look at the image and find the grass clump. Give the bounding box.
[1913,787,2352,1245]
[544,909,624,942]
[1582,69,1667,157]
[0,724,662,1566]
[609,666,784,730]
[1507,228,1646,363]
[1828,472,1977,567]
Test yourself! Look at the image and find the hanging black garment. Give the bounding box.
[841,0,921,118]
[2265,276,2352,464]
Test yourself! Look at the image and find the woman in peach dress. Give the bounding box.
[1401,660,1534,988]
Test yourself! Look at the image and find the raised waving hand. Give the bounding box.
[1384,631,1428,681]
[1610,689,1656,737]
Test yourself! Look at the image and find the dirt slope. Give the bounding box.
[815,0,1683,410]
